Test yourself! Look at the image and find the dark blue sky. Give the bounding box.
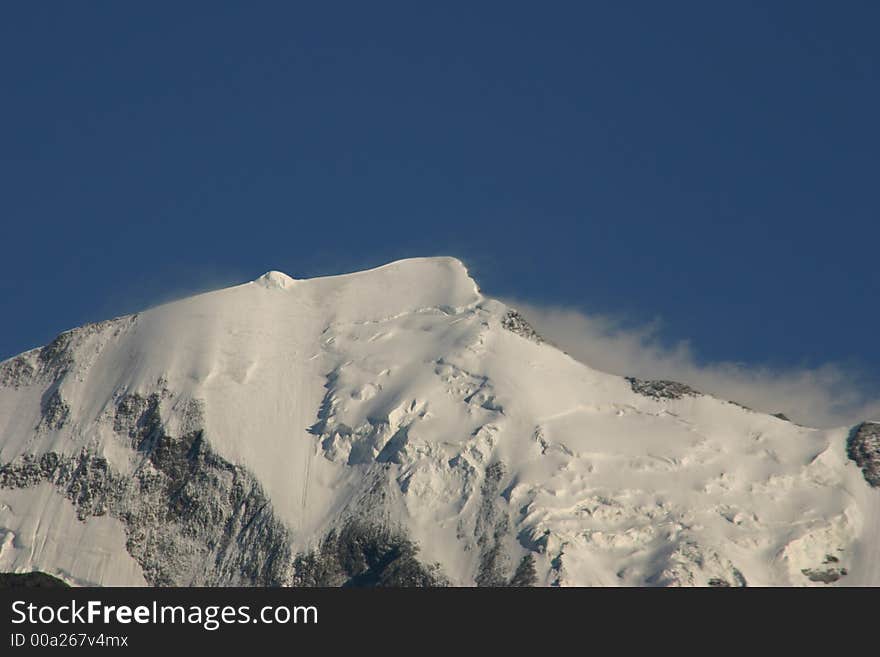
[2,2,878,384]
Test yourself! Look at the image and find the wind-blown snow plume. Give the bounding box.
[509,301,880,429]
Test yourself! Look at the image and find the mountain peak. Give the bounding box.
[254,270,296,289]
[320,256,476,287]
[1,256,877,588]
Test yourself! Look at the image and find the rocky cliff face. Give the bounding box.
[0,369,444,586]
[0,390,295,586]
[847,422,880,488]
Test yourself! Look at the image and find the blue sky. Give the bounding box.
[2,2,878,409]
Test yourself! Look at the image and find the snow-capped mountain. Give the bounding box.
[1,257,878,586]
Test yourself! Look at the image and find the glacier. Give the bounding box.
[0,256,878,586]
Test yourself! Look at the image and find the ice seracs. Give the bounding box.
[0,256,878,587]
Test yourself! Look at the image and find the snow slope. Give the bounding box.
[0,256,877,586]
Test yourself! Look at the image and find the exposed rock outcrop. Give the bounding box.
[626,377,700,400]
[847,422,880,488]
[501,310,544,343]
